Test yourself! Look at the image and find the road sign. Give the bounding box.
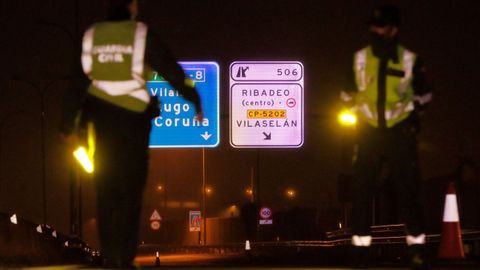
[189,210,202,232]
[150,221,161,230]
[259,207,272,219]
[230,61,304,148]
[147,62,220,148]
[259,206,273,225]
[150,209,162,221]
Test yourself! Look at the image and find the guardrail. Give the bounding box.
[139,224,480,265]
[0,212,93,266]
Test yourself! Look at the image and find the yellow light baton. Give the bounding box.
[338,109,357,126]
[73,122,95,173]
[73,147,93,173]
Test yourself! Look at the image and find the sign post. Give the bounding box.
[230,61,304,148]
[147,62,220,148]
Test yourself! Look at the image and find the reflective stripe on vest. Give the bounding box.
[81,22,149,104]
[354,46,416,127]
[355,48,368,91]
[414,92,433,105]
[82,27,95,74]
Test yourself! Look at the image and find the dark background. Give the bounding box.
[1,0,479,247]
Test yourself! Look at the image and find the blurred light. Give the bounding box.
[205,187,213,195]
[10,214,17,224]
[181,201,200,208]
[338,110,357,126]
[36,225,43,233]
[156,185,163,191]
[166,201,181,208]
[286,188,296,199]
[245,187,253,196]
[73,147,94,173]
[339,222,343,229]
[52,230,57,238]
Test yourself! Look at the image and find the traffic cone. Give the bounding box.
[438,182,465,259]
[155,251,160,266]
[245,240,251,251]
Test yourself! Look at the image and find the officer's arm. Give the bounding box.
[144,29,202,114]
[412,56,432,114]
[60,52,89,136]
[340,54,357,105]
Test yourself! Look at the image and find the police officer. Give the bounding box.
[341,5,432,269]
[60,0,203,267]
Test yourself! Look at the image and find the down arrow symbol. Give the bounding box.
[201,131,212,140]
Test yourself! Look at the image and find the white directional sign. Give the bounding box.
[230,61,304,148]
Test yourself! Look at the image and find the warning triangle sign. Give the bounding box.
[150,209,162,221]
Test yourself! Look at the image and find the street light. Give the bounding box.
[286,188,296,199]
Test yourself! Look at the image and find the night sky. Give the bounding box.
[1,0,479,246]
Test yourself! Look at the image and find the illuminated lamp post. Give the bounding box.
[286,188,296,199]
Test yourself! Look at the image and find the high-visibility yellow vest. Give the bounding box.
[81,21,151,112]
[353,45,416,128]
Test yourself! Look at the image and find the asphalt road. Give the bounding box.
[5,253,479,270]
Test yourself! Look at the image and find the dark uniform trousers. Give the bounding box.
[351,119,425,237]
[84,97,151,262]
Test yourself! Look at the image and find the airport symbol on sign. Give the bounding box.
[230,61,304,148]
[147,62,220,148]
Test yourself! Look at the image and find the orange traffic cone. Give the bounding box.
[438,182,465,259]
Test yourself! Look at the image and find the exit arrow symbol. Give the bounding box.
[263,132,271,140]
[201,131,212,140]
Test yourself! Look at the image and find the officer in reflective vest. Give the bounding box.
[341,5,432,269]
[60,0,202,267]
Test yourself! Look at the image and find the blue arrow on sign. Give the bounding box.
[147,62,220,148]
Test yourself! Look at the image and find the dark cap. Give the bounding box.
[367,5,400,27]
[106,0,133,21]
